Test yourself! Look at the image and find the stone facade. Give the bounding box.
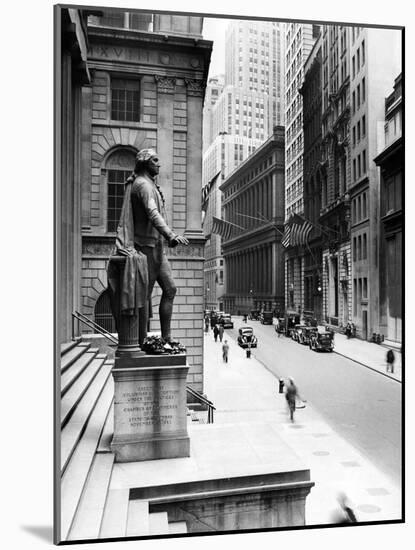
[319,25,353,330]
[220,127,285,314]
[79,20,212,391]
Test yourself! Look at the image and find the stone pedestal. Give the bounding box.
[111,354,190,462]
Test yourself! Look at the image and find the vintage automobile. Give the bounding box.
[237,326,258,348]
[298,326,318,345]
[218,313,234,329]
[259,311,273,325]
[274,317,286,334]
[248,310,260,321]
[291,324,308,342]
[285,313,301,337]
[309,331,334,352]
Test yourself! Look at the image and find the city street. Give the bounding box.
[226,318,402,486]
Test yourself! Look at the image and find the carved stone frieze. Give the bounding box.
[185,79,206,98]
[155,75,176,94]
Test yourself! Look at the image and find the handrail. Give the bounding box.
[72,311,215,422]
[186,385,216,424]
[72,311,118,345]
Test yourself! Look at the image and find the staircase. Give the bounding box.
[59,340,188,542]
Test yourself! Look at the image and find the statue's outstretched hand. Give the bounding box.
[170,235,189,247]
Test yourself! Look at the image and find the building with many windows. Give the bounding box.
[283,23,319,316]
[319,24,353,329]
[374,73,403,344]
[202,19,285,311]
[79,10,212,390]
[348,27,401,339]
[219,127,285,314]
[299,34,323,322]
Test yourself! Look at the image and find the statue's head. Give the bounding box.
[135,148,160,178]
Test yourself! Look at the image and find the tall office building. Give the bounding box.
[348,27,401,339]
[284,23,319,219]
[202,19,285,310]
[283,23,319,317]
[202,75,224,154]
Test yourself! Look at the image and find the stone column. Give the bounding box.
[185,79,205,239]
[155,76,175,226]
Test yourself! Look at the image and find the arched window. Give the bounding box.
[95,290,116,333]
[106,149,136,232]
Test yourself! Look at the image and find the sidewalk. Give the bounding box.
[202,329,401,526]
[319,327,402,382]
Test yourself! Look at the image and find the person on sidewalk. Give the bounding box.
[285,377,303,422]
[204,314,210,333]
[332,492,357,524]
[213,324,219,343]
[386,349,395,373]
[222,340,229,363]
[218,323,224,343]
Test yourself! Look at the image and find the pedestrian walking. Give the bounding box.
[284,377,304,422]
[222,340,229,363]
[386,349,395,373]
[213,324,219,342]
[218,324,224,343]
[204,315,210,333]
[332,492,357,524]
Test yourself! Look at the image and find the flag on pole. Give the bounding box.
[211,216,243,241]
[290,215,313,246]
[282,214,313,248]
[281,225,292,248]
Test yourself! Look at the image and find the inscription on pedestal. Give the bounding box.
[122,386,179,428]
[111,357,190,462]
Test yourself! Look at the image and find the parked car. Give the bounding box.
[298,326,318,345]
[237,326,258,348]
[292,324,308,342]
[259,311,273,325]
[285,313,301,337]
[248,310,260,321]
[218,313,233,329]
[309,331,334,352]
[274,317,285,334]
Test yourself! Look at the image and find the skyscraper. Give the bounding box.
[284,23,319,219]
[202,19,285,311]
[283,23,319,316]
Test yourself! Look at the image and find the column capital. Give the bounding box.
[185,78,206,98]
[154,75,176,94]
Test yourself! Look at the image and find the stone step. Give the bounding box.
[61,362,112,473]
[126,500,150,537]
[168,521,188,534]
[148,511,170,535]
[61,349,99,397]
[61,343,91,374]
[61,356,107,429]
[97,401,114,453]
[99,489,130,539]
[67,453,115,541]
[61,339,81,357]
[60,376,114,541]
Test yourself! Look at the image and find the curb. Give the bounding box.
[333,350,401,383]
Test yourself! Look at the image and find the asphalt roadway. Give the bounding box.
[227,319,402,486]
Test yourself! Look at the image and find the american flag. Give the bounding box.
[282,214,313,248]
[281,225,292,248]
[211,216,242,241]
[291,217,313,246]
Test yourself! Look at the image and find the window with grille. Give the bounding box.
[95,290,117,333]
[107,169,130,232]
[111,78,140,122]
